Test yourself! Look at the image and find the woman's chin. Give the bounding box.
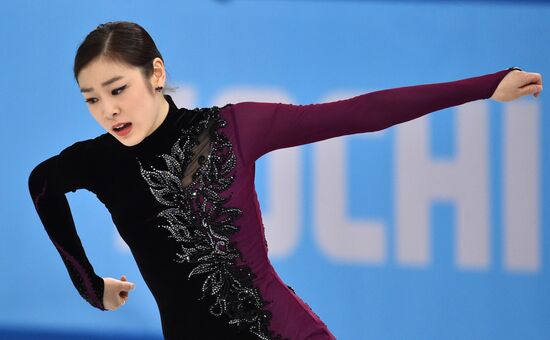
[111,132,142,147]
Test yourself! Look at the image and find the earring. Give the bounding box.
[155,85,164,92]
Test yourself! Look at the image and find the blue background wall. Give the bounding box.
[1,0,548,339]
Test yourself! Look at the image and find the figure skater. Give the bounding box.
[28,21,543,340]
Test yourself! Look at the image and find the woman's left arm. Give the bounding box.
[227,67,542,167]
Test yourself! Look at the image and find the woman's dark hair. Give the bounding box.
[73,21,175,93]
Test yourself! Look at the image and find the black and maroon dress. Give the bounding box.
[28,67,518,339]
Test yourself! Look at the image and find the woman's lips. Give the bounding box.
[112,122,132,136]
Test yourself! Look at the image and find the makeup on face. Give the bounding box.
[112,122,133,136]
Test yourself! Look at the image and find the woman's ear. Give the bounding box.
[151,57,166,88]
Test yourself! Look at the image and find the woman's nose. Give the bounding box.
[102,104,119,120]
[105,111,118,119]
[99,96,117,118]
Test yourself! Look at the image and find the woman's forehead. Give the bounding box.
[78,58,138,90]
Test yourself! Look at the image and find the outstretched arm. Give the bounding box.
[28,140,107,311]
[229,67,534,166]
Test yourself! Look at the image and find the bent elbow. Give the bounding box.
[28,157,56,211]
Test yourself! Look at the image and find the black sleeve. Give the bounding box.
[28,140,107,311]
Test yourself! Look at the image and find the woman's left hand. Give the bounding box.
[490,69,543,102]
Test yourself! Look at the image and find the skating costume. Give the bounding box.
[28,67,519,339]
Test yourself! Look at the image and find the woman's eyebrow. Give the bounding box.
[80,75,124,93]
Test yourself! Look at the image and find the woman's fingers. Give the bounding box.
[520,83,542,96]
[125,282,136,291]
[119,275,135,290]
[118,289,129,307]
[118,281,135,293]
[116,275,136,307]
[520,72,543,97]
[102,276,135,310]
[529,72,542,85]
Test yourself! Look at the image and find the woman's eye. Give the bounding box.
[112,85,127,95]
[84,85,126,104]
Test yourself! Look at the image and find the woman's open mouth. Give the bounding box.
[112,122,132,136]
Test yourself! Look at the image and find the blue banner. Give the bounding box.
[2,0,547,339]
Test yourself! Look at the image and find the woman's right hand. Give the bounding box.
[102,274,136,310]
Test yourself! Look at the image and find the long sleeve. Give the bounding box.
[28,140,107,311]
[229,67,516,166]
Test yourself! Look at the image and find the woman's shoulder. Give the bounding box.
[58,132,118,164]
[62,132,109,151]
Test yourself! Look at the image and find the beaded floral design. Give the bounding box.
[136,105,286,340]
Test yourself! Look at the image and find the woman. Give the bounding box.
[27,21,542,340]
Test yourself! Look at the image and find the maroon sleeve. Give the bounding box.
[28,140,107,311]
[229,68,516,166]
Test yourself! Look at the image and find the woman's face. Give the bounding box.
[77,56,168,147]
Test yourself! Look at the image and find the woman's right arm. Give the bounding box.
[27,140,107,311]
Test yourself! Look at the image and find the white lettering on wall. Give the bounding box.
[314,136,386,263]
[504,100,540,272]
[395,101,490,269]
[262,149,302,258]
[116,231,130,252]
[312,91,386,263]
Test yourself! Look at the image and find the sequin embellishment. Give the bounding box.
[136,105,285,340]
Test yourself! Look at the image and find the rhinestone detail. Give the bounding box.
[136,105,286,339]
